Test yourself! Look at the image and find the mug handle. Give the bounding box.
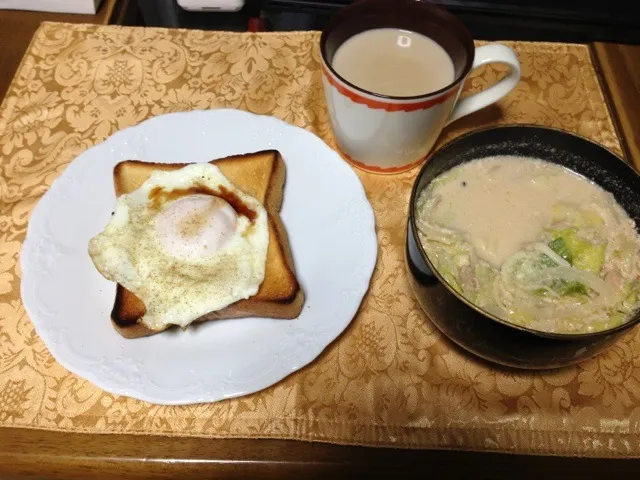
[446,44,521,125]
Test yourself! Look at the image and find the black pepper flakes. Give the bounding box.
[462,181,467,187]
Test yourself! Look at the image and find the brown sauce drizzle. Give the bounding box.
[148,184,257,222]
[217,185,258,222]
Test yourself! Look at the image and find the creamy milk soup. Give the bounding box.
[416,155,640,334]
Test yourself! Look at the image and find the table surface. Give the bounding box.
[0,0,120,99]
[1,7,640,477]
[592,43,640,172]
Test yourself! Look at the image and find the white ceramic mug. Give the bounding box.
[320,0,521,174]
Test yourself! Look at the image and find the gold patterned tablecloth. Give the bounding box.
[0,22,637,457]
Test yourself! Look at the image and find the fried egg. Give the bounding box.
[88,163,269,330]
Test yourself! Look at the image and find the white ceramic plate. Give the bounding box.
[20,109,377,405]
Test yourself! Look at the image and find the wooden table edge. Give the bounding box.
[2,426,640,479]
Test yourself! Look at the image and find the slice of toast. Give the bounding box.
[110,150,304,338]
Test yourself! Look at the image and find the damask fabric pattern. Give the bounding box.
[0,23,637,456]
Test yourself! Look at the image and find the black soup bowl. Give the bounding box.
[406,125,640,369]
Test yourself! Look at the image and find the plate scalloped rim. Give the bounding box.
[20,109,377,405]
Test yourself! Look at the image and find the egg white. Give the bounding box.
[88,163,269,330]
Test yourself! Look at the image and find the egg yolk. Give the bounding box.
[154,194,237,261]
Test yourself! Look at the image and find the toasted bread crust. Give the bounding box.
[108,150,303,338]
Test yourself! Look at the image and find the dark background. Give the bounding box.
[134,0,640,44]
